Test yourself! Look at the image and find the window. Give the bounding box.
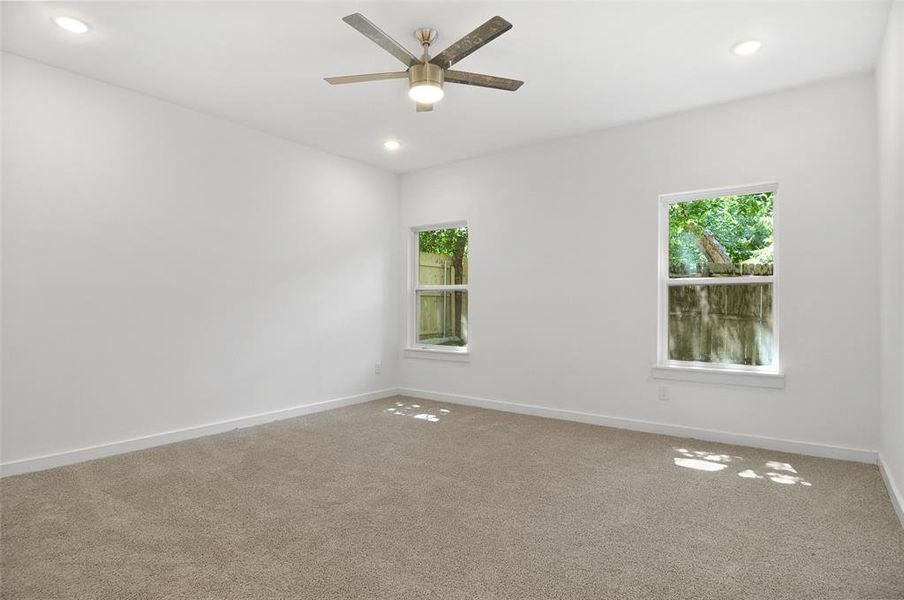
[657,183,779,377]
[409,223,468,353]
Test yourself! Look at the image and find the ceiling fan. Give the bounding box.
[324,13,524,112]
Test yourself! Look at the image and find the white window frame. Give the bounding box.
[405,221,469,359]
[653,182,784,388]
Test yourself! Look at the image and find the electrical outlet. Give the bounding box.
[658,385,669,401]
[374,362,382,375]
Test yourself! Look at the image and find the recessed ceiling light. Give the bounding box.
[53,15,91,34]
[732,39,762,57]
[383,140,401,152]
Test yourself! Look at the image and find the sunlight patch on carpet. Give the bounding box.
[385,402,451,423]
[672,447,812,486]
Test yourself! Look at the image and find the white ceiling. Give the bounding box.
[2,1,892,173]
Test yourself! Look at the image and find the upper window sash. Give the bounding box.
[411,220,468,289]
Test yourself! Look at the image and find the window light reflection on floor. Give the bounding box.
[674,458,729,471]
[672,447,812,487]
[674,448,740,463]
[384,401,450,423]
[766,472,812,486]
[764,461,796,473]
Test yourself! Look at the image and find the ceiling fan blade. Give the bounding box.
[324,71,408,85]
[416,103,434,112]
[342,13,420,67]
[444,70,524,91]
[430,16,512,69]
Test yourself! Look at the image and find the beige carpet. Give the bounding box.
[2,396,903,600]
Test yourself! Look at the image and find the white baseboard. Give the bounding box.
[878,453,904,529]
[4,386,883,481]
[398,387,878,464]
[0,388,401,478]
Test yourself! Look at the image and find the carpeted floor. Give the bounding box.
[2,396,903,600]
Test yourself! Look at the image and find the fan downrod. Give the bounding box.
[414,28,438,61]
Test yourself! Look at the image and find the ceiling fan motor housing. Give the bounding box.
[409,62,444,89]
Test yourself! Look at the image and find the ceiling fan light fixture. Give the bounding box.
[325,14,522,112]
[408,83,444,104]
[408,63,445,104]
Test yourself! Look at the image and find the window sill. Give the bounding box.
[651,365,785,389]
[404,347,470,362]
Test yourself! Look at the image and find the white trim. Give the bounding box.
[416,284,469,292]
[0,388,400,478]
[651,365,785,388]
[657,182,780,375]
[404,347,470,361]
[398,387,877,464]
[667,276,774,286]
[659,359,779,374]
[878,453,904,529]
[659,181,780,204]
[410,220,467,233]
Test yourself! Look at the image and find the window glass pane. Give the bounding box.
[669,193,773,278]
[418,227,468,286]
[417,291,468,347]
[668,283,773,366]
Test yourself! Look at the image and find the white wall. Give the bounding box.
[0,54,887,474]
[877,2,904,517]
[399,75,879,458]
[1,55,399,467]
